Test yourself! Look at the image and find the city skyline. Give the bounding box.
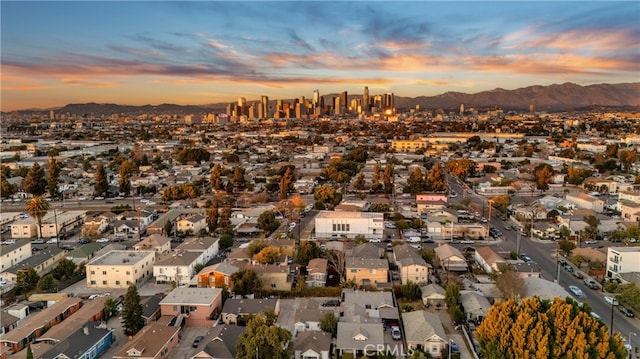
[1,1,639,111]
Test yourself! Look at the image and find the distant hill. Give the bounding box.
[396,82,640,111]
[7,82,639,116]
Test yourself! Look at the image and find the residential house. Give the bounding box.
[159,287,223,327]
[293,330,332,359]
[112,322,180,359]
[474,246,506,274]
[607,247,640,283]
[270,238,295,257]
[335,322,384,358]
[0,298,82,353]
[82,214,110,237]
[619,200,640,222]
[402,310,448,357]
[433,244,468,272]
[0,312,19,337]
[112,220,141,239]
[220,298,279,325]
[86,250,155,288]
[420,284,447,308]
[341,290,399,323]
[512,262,541,278]
[35,296,109,344]
[0,240,31,273]
[36,322,114,359]
[292,299,335,336]
[392,244,431,285]
[133,234,172,255]
[190,325,246,359]
[153,250,202,286]
[460,291,491,324]
[142,294,164,325]
[197,262,240,288]
[177,215,207,235]
[10,210,86,239]
[345,257,389,289]
[65,242,103,265]
[314,211,384,240]
[1,247,66,283]
[416,193,448,214]
[306,258,328,287]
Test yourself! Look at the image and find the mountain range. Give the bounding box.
[9,82,640,116]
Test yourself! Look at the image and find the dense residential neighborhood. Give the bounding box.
[1,106,640,358]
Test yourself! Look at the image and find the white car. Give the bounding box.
[604,296,618,305]
[45,237,58,244]
[584,240,597,245]
[569,285,585,298]
[96,238,110,243]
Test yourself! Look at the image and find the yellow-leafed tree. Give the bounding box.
[476,297,627,359]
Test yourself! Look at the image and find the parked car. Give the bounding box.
[450,341,460,353]
[573,271,584,279]
[604,296,618,306]
[619,306,634,317]
[96,238,110,243]
[584,240,597,245]
[584,279,598,289]
[45,237,58,244]
[391,326,401,340]
[590,312,601,320]
[192,336,204,348]
[564,264,574,273]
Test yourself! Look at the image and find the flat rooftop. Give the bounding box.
[316,211,383,219]
[87,250,154,266]
[159,287,222,306]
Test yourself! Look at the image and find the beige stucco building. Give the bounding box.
[86,250,155,288]
[345,257,389,289]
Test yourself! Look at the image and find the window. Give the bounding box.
[102,281,107,285]
[271,283,276,288]
[351,269,357,273]
[370,269,376,274]
[102,271,107,275]
[126,271,131,275]
[90,280,96,285]
[90,271,95,275]
[116,280,121,285]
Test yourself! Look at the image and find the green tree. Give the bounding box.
[618,149,637,172]
[0,169,16,199]
[47,156,61,198]
[584,215,600,240]
[52,258,76,280]
[219,233,234,250]
[401,282,421,300]
[232,166,246,192]
[121,285,145,336]
[313,184,341,209]
[118,160,133,197]
[476,297,627,358]
[371,163,382,193]
[37,274,56,292]
[94,163,109,197]
[445,159,476,181]
[164,220,173,236]
[256,210,280,233]
[231,268,262,298]
[23,162,47,196]
[104,298,119,320]
[236,314,292,359]
[296,241,321,265]
[16,267,40,294]
[418,248,435,264]
[26,343,33,359]
[559,240,576,256]
[382,163,394,193]
[25,195,49,239]
[445,282,461,309]
[319,312,338,337]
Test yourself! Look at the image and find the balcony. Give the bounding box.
[609,257,619,263]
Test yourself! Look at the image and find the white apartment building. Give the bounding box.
[153,251,202,286]
[10,210,86,239]
[606,247,640,283]
[314,211,384,240]
[0,240,31,272]
[565,192,604,213]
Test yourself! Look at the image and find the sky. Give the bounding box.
[1,1,639,111]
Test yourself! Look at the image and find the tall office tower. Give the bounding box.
[460,104,465,114]
[225,103,233,117]
[238,97,246,116]
[340,91,348,113]
[363,86,369,112]
[334,97,341,115]
[350,99,358,113]
[295,103,302,118]
[373,95,383,112]
[260,96,269,119]
[313,90,320,107]
[529,104,535,113]
[248,105,255,119]
[383,93,394,109]
[49,110,55,119]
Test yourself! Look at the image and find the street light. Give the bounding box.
[610,296,618,337]
[629,332,637,358]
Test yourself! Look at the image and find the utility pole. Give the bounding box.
[555,241,560,283]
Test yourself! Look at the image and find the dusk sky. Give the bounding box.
[2,1,639,111]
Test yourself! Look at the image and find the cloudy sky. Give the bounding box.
[2,1,638,111]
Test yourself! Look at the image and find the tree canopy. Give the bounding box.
[231,268,262,297]
[476,297,627,359]
[235,314,292,359]
[121,285,145,336]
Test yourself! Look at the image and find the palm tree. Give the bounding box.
[26,195,50,239]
